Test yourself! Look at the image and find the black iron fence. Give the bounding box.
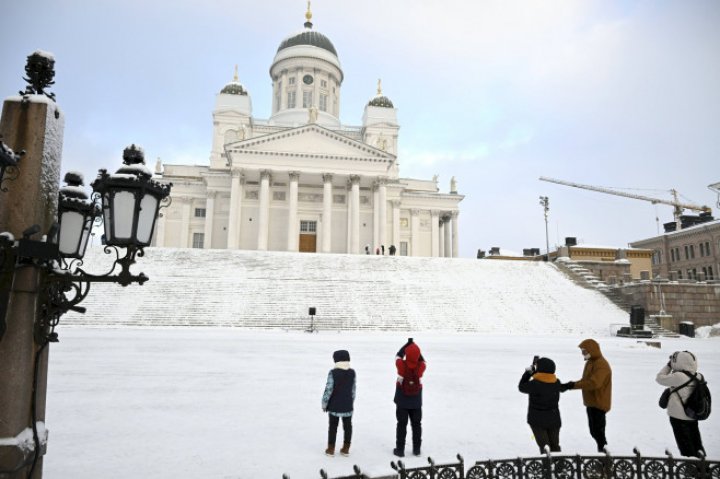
[284,449,719,479]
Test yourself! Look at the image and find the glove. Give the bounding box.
[560,381,575,392]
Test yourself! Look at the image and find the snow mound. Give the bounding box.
[696,323,720,338]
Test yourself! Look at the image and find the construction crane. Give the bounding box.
[539,176,712,231]
[709,182,720,208]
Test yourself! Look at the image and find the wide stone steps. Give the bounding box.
[62,247,629,334]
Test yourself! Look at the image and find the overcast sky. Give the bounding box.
[2,1,719,257]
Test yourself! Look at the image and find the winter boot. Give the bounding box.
[340,443,351,456]
[325,444,335,456]
[393,447,404,457]
[412,446,421,457]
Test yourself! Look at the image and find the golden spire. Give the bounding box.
[304,1,313,28]
[377,78,383,96]
[233,65,239,82]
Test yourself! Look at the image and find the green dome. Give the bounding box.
[277,30,338,57]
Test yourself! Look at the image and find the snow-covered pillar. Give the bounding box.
[287,172,299,252]
[372,181,380,250]
[180,197,191,248]
[0,87,64,476]
[410,209,420,256]
[350,175,361,254]
[321,173,333,253]
[345,180,352,253]
[154,209,166,246]
[378,178,388,249]
[391,200,401,250]
[439,218,446,257]
[227,169,244,249]
[203,191,216,249]
[257,169,271,250]
[451,211,459,258]
[430,211,439,257]
[443,214,453,258]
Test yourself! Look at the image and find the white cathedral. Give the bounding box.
[154,6,463,257]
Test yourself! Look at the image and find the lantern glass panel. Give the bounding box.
[136,194,159,244]
[113,190,136,240]
[78,220,92,257]
[103,193,112,239]
[58,210,84,256]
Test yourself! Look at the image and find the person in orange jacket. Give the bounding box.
[562,339,612,452]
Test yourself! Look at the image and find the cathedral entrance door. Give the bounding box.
[299,234,316,253]
[299,220,317,253]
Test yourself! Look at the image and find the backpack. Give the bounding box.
[401,366,421,396]
[682,372,712,421]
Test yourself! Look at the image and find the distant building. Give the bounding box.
[154,6,463,256]
[630,218,719,281]
[480,239,653,280]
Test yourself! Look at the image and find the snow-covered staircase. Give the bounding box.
[62,247,629,334]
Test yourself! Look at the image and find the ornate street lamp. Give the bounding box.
[0,51,173,479]
[57,172,99,259]
[92,144,171,247]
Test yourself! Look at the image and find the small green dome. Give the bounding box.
[368,95,394,108]
[220,82,247,96]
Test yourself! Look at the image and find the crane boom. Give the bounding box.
[539,176,711,230]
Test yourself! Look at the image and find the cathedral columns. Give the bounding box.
[443,214,453,257]
[180,196,191,248]
[378,178,388,249]
[391,200,401,249]
[287,171,300,251]
[410,209,420,256]
[451,211,459,258]
[227,170,244,249]
[204,191,216,249]
[322,173,333,253]
[439,218,445,257]
[350,175,361,254]
[372,182,379,250]
[257,169,271,251]
[430,211,439,257]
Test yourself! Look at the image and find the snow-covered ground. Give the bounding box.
[44,328,719,479]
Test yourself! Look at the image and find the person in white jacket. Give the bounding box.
[655,350,705,457]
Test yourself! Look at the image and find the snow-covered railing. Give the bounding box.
[284,449,718,479]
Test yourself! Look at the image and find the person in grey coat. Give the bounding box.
[655,350,705,457]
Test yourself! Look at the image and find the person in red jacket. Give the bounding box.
[393,338,426,458]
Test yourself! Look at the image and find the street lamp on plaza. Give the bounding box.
[539,196,550,261]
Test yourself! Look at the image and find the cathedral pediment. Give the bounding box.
[225,123,394,162]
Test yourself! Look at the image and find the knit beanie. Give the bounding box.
[333,350,350,362]
[536,357,556,374]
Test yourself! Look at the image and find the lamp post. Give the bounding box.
[0,51,172,478]
[539,196,550,261]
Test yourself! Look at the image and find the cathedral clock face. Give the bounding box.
[303,74,314,85]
